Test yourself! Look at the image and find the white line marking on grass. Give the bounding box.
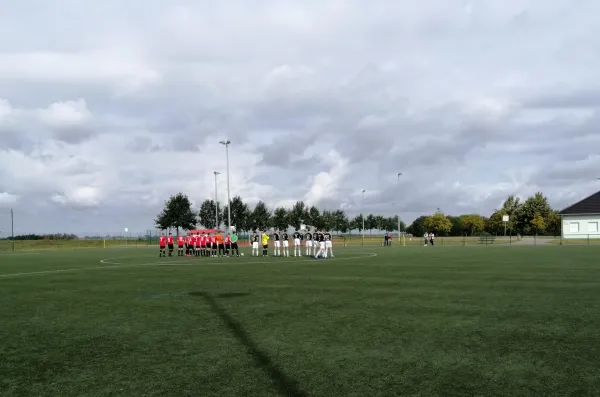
[0,253,378,279]
[0,252,42,256]
[0,263,151,278]
[100,252,378,266]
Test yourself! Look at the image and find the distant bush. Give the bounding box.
[3,233,78,241]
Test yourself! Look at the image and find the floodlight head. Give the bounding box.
[398,172,403,177]
[214,171,220,175]
[219,140,231,145]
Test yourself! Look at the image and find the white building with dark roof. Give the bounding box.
[558,190,600,239]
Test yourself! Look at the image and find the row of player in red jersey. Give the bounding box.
[158,232,239,258]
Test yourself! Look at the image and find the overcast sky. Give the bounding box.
[1,0,600,236]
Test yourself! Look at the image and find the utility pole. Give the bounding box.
[213,171,220,229]
[219,140,232,234]
[361,189,366,246]
[11,208,14,252]
[397,172,402,240]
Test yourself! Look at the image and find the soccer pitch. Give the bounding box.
[2,246,600,396]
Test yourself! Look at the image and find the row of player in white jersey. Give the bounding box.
[249,230,334,258]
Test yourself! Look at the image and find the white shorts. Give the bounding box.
[305,241,312,247]
[294,238,300,246]
[252,242,259,249]
[319,242,325,249]
[283,240,288,247]
[274,241,280,247]
[326,241,332,248]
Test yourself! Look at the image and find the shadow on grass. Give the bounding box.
[190,291,306,397]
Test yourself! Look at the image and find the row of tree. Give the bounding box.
[155,193,405,235]
[1,233,78,241]
[155,191,562,236]
[406,193,561,236]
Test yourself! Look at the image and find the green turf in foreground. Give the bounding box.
[2,246,600,396]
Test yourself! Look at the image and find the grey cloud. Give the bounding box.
[0,128,29,151]
[258,131,321,167]
[523,88,600,109]
[51,125,96,144]
[125,136,164,153]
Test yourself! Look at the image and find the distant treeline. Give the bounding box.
[1,233,78,241]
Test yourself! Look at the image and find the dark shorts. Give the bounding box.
[263,244,268,249]
[178,245,183,248]
[168,244,174,249]
[232,242,238,249]
[160,245,166,249]
[219,243,224,249]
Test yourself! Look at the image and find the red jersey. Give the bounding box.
[159,236,166,247]
[201,236,207,246]
[177,236,184,246]
[194,236,200,246]
[211,236,217,244]
[167,236,174,245]
[185,236,191,245]
[224,236,231,244]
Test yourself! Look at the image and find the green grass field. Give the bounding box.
[2,245,600,396]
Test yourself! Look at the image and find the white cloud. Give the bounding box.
[51,186,103,209]
[0,192,19,207]
[0,99,13,120]
[303,150,349,206]
[2,0,600,234]
[0,51,161,96]
[39,99,91,129]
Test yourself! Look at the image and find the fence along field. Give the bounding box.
[2,233,599,253]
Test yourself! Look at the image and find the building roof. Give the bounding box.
[558,189,600,215]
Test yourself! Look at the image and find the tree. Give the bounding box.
[332,210,348,233]
[307,206,322,229]
[385,215,405,232]
[198,199,218,229]
[459,214,486,236]
[334,210,350,233]
[222,196,251,232]
[321,210,335,231]
[351,214,364,233]
[378,216,398,232]
[495,195,522,233]
[249,201,271,231]
[486,211,505,235]
[516,192,552,234]
[502,195,522,215]
[155,193,196,235]
[447,216,463,236]
[374,215,386,231]
[155,208,171,232]
[289,201,308,230]
[365,214,377,233]
[546,210,561,236]
[530,212,546,235]
[406,215,427,237]
[424,211,452,235]
[272,207,289,230]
